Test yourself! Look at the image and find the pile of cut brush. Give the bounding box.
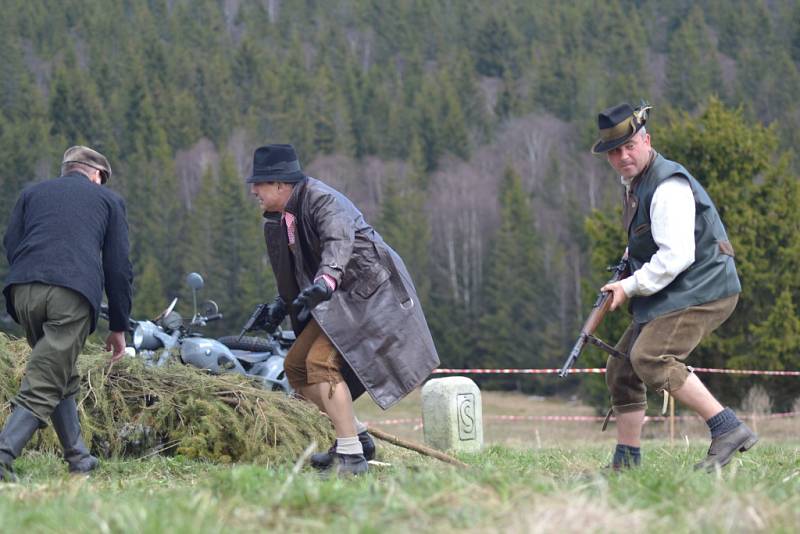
[0,334,334,465]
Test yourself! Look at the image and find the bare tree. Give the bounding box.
[428,157,497,310]
[265,0,280,23]
[174,138,219,210]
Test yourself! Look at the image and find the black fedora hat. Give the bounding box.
[246,144,306,183]
[591,102,652,154]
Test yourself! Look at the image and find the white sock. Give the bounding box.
[335,436,363,455]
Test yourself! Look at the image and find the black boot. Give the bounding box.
[332,452,368,476]
[0,406,42,482]
[50,396,99,474]
[310,431,376,470]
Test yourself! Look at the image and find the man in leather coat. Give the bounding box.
[247,144,439,475]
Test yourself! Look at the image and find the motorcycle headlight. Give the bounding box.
[133,321,162,351]
[161,311,184,332]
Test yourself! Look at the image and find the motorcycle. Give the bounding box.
[101,272,293,394]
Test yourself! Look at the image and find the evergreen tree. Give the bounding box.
[474,12,522,77]
[134,256,167,320]
[438,72,471,161]
[735,47,800,150]
[495,67,521,120]
[381,80,413,159]
[792,2,800,63]
[477,166,547,375]
[412,76,444,172]
[48,54,112,148]
[590,0,649,106]
[708,0,772,57]
[375,169,431,306]
[310,64,355,156]
[529,5,583,119]
[665,6,723,110]
[742,289,800,372]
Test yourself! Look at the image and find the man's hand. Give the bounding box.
[293,279,333,322]
[601,281,628,311]
[105,331,127,363]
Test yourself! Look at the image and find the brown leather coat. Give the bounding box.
[263,177,439,409]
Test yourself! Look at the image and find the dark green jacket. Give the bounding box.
[624,152,741,323]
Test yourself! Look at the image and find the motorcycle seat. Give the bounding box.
[230,351,273,364]
[278,330,296,342]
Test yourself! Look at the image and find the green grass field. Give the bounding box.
[1,441,797,533]
[2,388,798,533]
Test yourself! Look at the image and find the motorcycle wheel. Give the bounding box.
[218,335,274,353]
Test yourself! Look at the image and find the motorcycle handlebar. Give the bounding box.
[205,313,223,322]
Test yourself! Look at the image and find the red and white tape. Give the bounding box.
[432,368,604,375]
[432,367,800,376]
[366,412,799,427]
[692,367,800,376]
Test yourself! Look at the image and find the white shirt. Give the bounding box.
[620,176,696,297]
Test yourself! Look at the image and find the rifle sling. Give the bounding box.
[601,407,613,432]
[585,335,626,359]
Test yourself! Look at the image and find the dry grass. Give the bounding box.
[0,333,334,464]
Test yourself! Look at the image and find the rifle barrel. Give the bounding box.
[559,334,587,377]
[559,254,628,379]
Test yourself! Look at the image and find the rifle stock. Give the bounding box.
[558,256,628,377]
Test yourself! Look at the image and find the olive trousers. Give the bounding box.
[10,283,92,422]
[606,294,738,414]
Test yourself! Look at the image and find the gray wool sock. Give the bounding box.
[706,407,741,438]
[612,444,641,468]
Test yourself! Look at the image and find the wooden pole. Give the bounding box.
[368,426,469,468]
[669,394,675,445]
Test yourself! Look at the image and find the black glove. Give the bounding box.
[293,279,333,323]
[239,296,287,339]
[263,296,287,332]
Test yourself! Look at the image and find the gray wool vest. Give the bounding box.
[623,152,741,323]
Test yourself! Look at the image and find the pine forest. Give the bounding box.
[2,0,800,409]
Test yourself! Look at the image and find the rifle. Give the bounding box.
[239,303,269,341]
[559,255,629,377]
[237,297,286,341]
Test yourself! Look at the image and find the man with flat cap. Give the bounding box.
[0,146,132,481]
[246,143,439,475]
[591,102,756,471]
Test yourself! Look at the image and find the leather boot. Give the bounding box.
[310,430,376,470]
[0,406,42,482]
[694,423,758,472]
[50,396,99,474]
[332,452,368,476]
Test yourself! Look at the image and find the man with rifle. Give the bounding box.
[244,144,439,476]
[584,102,755,471]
